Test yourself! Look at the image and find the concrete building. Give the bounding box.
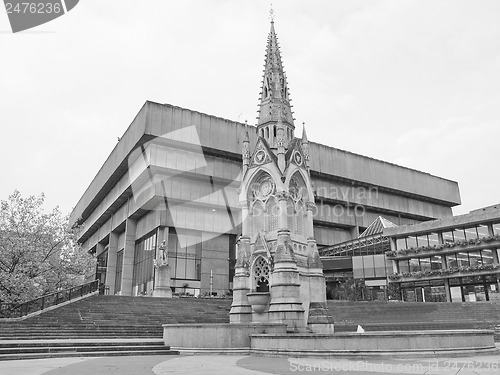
[70,21,461,297]
[320,206,500,302]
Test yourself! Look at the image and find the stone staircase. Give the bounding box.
[328,301,500,340]
[1,296,499,360]
[0,295,231,360]
[0,295,232,340]
[0,339,175,361]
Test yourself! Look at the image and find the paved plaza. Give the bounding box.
[2,348,500,375]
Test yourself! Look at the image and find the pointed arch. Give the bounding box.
[252,255,270,292]
[287,170,314,203]
[246,171,274,202]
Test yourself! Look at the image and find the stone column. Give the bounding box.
[153,227,172,298]
[229,237,253,323]
[277,192,291,245]
[268,243,305,332]
[120,218,136,296]
[106,232,119,295]
[305,201,316,240]
[306,238,334,333]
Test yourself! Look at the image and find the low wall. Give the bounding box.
[163,323,287,350]
[250,330,497,356]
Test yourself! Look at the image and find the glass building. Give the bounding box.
[321,206,500,302]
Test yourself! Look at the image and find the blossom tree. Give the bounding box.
[0,190,95,306]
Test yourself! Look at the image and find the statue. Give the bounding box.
[152,239,172,298]
[158,240,168,266]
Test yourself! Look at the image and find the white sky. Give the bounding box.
[0,0,499,217]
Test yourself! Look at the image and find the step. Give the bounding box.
[0,345,170,354]
[0,339,166,348]
[0,349,179,361]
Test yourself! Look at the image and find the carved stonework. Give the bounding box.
[306,201,316,211]
[249,141,272,168]
[275,190,289,200]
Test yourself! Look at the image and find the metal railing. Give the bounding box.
[0,280,99,319]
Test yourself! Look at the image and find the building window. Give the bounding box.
[132,231,157,292]
[265,197,279,231]
[446,253,458,268]
[442,231,454,244]
[252,201,265,233]
[115,250,123,294]
[399,259,410,273]
[352,256,364,279]
[453,228,466,241]
[409,258,420,272]
[96,249,108,287]
[477,225,490,238]
[406,236,418,249]
[464,226,479,240]
[373,254,386,278]
[428,232,440,247]
[168,230,202,281]
[295,201,305,235]
[396,238,406,250]
[431,255,442,270]
[493,223,500,236]
[419,257,431,271]
[481,249,495,265]
[468,251,482,267]
[416,235,429,247]
[362,255,375,278]
[456,252,469,267]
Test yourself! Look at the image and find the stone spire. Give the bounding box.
[257,20,295,149]
[301,122,310,170]
[242,120,250,175]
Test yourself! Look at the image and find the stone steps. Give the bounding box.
[0,339,178,361]
[0,295,232,341]
[1,295,499,357]
[327,301,500,326]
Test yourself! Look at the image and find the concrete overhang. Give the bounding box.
[383,207,500,238]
